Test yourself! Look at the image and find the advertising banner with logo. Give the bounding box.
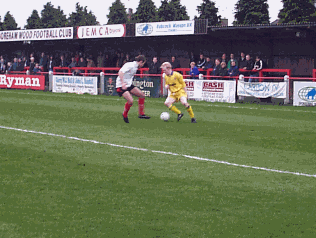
[293,81,316,106]
[0,27,73,42]
[52,76,98,95]
[136,20,194,37]
[237,81,287,98]
[0,74,45,90]
[104,76,161,98]
[77,25,125,39]
[184,80,236,103]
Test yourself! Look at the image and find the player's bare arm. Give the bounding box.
[118,71,127,90]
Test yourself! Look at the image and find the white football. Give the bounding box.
[160,112,170,121]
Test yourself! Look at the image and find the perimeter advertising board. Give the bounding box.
[0,74,45,90]
[0,27,73,42]
[136,20,194,37]
[52,76,98,95]
[77,24,125,39]
[237,81,287,98]
[184,80,236,103]
[104,76,161,98]
[293,81,316,106]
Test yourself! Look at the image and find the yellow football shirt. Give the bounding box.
[165,71,186,93]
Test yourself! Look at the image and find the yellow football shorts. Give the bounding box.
[169,89,187,102]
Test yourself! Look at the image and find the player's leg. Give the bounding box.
[164,96,183,121]
[180,96,197,123]
[122,91,133,123]
[130,86,150,119]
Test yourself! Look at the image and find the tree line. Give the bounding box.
[0,0,316,31]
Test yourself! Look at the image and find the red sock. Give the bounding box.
[138,98,145,115]
[123,102,132,117]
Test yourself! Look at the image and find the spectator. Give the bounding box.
[7,62,13,74]
[12,58,18,71]
[68,57,77,68]
[97,52,104,68]
[23,56,29,67]
[221,53,228,64]
[228,60,239,78]
[59,55,68,67]
[227,53,238,69]
[17,58,24,72]
[197,54,206,68]
[39,52,48,72]
[87,58,96,68]
[189,52,196,64]
[189,62,200,79]
[212,58,221,79]
[218,61,228,78]
[72,69,82,76]
[242,54,254,79]
[78,57,86,67]
[48,55,55,72]
[74,51,80,64]
[33,63,42,75]
[170,56,180,69]
[104,54,110,67]
[148,56,161,74]
[118,52,125,67]
[203,57,213,70]
[239,52,247,69]
[0,58,6,74]
[123,54,131,65]
[250,56,263,82]
[29,57,35,73]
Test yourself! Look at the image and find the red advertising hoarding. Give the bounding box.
[0,74,45,90]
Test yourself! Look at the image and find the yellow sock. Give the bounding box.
[186,105,194,118]
[169,105,181,114]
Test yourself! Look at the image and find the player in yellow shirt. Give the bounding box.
[160,62,197,123]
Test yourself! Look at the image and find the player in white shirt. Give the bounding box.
[116,55,151,123]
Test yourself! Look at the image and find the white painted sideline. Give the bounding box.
[1,125,315,178]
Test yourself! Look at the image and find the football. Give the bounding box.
[160,112,170,121]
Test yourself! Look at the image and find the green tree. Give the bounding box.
[25,10,43,29]
[169,0,190,20]
[234,0,270,25]
[157,0,174,21]
[107,0,128,24]
[2,11,18,30]
[0,16,3,31]
[195,0,221,26]
[68,3,99,27]
[131,0,158,23]
[41,2,67,28]
[278,0,316,23]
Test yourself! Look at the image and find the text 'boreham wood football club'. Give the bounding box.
[0,29,72,40]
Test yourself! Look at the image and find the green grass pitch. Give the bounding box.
[0,89,316,237]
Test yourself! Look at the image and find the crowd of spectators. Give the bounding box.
[0,50,266,81]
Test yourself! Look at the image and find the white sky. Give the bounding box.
[0,0,283,29]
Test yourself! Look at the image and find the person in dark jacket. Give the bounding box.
[218,61,228,78]
[148,57,161,74]
[212,58,221,79]
[228,60,239,79]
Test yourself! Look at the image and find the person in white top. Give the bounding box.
[116,55,151,123]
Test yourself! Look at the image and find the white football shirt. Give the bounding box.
[116,61,138,88]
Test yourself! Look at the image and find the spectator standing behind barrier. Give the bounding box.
[189,52,196,64]
[48,55,55,72]
[148,57,161,74]
[0,58,6,74]
[123,54,131,65]
[250,56,263,82]
[239,52,247,69]
[218,62,228,78]
[39,52,48,72]
[242,54,254,79]
[212,58,221,79]
[12,58,18,71]
[78,57,86,67]
[197,54,206,68]
[33,63,42,75]
[59,55,68,67]
[228,60,239,79]
[189,62,200,79]
[202,57,214,70]
[221,53,228,65]
[29,57,35,74]
[104,54,110,67]
[17,58,24,72]
[68,57,77,68]
[171,56,181,69]
[7,62,13,74]
[227,53,238,69]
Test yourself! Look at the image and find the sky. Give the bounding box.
[0,0,283,29]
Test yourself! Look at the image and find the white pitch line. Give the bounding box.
[1,125,316,178]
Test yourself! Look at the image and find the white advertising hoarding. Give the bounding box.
[185,80,236,103]
[237,81,287,98]
[53,76,98,95]
[293,81,316,106]
[77,24,125,39]
[136,20,194,37]
[0,27,73,42]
